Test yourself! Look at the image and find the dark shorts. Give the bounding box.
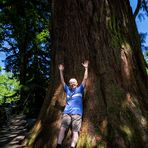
[61,114,82,132]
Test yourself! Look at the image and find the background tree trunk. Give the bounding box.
[24,0,148,147]
[19,38,28,105]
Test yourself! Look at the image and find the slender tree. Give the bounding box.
[25,0,148,147]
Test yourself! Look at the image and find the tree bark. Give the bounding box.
[24,0,148,147]
[19,37,28,104]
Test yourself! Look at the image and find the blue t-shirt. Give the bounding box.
[63,84,84,116]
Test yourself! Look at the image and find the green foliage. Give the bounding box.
[0,0,51,77]
[0,71,20,104]
[0,0,51,114]
[36,29,50,43]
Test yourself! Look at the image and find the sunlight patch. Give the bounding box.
[140,116,147,127]
[120,125,133,141]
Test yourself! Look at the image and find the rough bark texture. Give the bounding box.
[24,0,148,147]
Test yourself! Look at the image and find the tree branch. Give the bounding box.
[143,0,148,14]
[134,0,142,18]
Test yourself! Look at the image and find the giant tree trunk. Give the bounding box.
[24,0,148,147]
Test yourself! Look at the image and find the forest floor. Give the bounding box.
[0,114,34,148]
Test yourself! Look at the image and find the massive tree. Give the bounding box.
[25,0,148,147]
